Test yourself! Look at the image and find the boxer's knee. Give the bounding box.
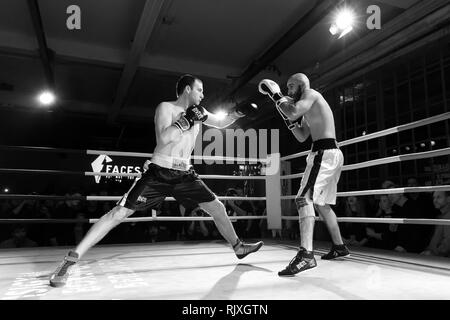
[315,203,331,216]
[106,205,134,223]
[295,196,309,211]
[295,196,315,219]
[199,198,224,217]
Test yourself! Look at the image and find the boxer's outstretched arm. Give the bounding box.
[203,110,239,129]
[155,102,182,144]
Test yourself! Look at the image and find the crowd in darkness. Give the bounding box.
[310,178,450,257]
[0,181,267,249]
[0,177,449,258]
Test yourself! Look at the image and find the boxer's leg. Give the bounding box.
[75,205,135,258]
[199,198,263,259]
[315,204,344,246]
[278,190,317,276]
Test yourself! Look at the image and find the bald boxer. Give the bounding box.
[49,74,263,287]
[259,73,349,276]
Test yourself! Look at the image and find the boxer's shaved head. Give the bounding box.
[287,73,310,102]
[288,73,310,89]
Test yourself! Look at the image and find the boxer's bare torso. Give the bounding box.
[153,101,200,159]
[300,89,336,141]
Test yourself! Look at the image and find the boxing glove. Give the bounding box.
[173,105,208,132]
[258,79,291,108]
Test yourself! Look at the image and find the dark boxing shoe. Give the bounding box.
[278,248,317,277]
[321,244,350,260]
[49,250,79,288]
[233,239,264,259]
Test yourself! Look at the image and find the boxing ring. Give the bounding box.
[0,112,449,300]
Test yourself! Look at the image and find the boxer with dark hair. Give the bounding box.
[49,74,262,287]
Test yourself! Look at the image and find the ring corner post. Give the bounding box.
[265,153,282,232]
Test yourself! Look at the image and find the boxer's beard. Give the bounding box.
[289,87,304,103]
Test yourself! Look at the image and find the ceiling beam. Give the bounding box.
[221,0,344,101]
[107,0,166,125]
[375,0,419,9]
[251,1,450,128]
[0,30,237,81]
[26,0,55,89]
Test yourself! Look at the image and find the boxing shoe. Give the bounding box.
[321,244,350,260]
[233,239,264,259]
[278,247,317,276]
[49,250,79,287]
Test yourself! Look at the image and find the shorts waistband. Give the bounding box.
[150,153,192,171]
[311,139,338,152]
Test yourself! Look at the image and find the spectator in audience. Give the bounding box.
[31,199,59,246]
[421,191,450,257]
[387,183,431,253]
[55,191,85,245]
[406,177,436,218]
[11,196,38,219]
[365,195,398,250]
[0,225,37,248]
[185,207,214,240]
[340,196,368,247]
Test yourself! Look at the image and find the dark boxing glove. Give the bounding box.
[173,105,208,132]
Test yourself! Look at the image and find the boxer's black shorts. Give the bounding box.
[118,163,216,211]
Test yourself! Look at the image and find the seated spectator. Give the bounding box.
[341,196,368,247]
[185,207,215,240]
[387,183,431,253]
[54,192,85,246]
[421,191,450,257]
[0,225,37,248]
[30,199,59,246]
[406,177,436,218]
[365,195,398,250]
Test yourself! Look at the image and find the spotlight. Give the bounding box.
[330,8,355,38]
[430,140,436,147]
[38,90,56,106]
[3,188,9,193]
[329,24,339,36]
[216,110,227,120]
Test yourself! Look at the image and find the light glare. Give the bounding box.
[38,91,56,105]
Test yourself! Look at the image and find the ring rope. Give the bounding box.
[0,145,269,163]
[0,216,268,224]
[281,216,450,226]
[280,185,450,200]
[0,194,266,201]
[280,111,450,161]
[0,169,267,180]
[1,216,447,226]
[280,147,450,180]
